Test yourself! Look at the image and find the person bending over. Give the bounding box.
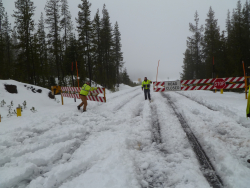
[77,81,97,112]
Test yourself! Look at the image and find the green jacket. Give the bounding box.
[247,87,250,117]
[80,84,97,96]
[142,80,151,89]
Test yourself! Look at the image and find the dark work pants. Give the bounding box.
[144,89,151,100]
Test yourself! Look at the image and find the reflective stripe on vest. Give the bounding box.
[81,84,90,92]
[142,80,150,88]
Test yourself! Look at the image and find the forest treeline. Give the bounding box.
[0,0,136,89]
[181,0,250,80]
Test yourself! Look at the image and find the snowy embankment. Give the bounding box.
[0,80,250,188]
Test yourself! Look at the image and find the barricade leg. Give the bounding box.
[61,94,64,105]
[220,89,223,94]
[104,88,106,102]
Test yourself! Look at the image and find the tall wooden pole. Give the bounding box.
[76,61,79,88]
[156,60,160,82]
[213,57,215,93]
[243,61,247,99]
[71,62,76,102]
[155,60,160,90]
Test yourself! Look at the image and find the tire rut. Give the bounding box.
[162,93,223,188]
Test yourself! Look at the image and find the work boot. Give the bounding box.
[77,106,80,110]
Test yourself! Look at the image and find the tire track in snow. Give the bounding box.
[108,87,139,101]
[150,104,162,145]
[162,93,223,188]
[89,87,139,111]
[131,101,166,188]
[112,92,141,112]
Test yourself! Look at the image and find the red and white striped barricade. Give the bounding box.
[153,77,246,92]
[61,87,106,104]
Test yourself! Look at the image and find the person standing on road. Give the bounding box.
[77,81,97,112]
[142,77,152,101]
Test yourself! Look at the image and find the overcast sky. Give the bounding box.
[3,0,239,81]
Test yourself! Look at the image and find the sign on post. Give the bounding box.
[165,81,181,91]
[214,78,226,89]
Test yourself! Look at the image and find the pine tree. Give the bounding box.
[76,0,93,84]
[202,7,221,78]
[181,49,194,80]
[186,11,203,79]
[2,12,13,79]
[113,21,123,87]
[11,27,18,80]
[226,10,232,38]
[228,1,244,76]
[0,0,4,32]
[92,9,102,85]
[242,1,250,76]
[101,4,114,88]
[45,0,61,83]
[121,68,130,85]
[12,0,35,84]
[0,0,5,79]
[36,12,49,86]
[65,33,78,80]
[60,0,72,49]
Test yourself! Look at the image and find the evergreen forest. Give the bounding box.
[181,0,250,81]
[0,0,136,89]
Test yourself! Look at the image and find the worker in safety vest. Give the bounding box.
[77,81,97,112]
[142,77,152,101]
[244,87,250,164]
[246,86,250,117]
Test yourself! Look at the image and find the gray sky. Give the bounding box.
[3,0,239,81]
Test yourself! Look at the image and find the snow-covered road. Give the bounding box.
[1,80,250,188]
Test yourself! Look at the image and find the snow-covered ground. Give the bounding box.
[1,80,250,188]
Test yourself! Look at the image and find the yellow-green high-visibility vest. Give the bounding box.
[142,80,151,89]
[246,87,250,117]
[80,84,97,96]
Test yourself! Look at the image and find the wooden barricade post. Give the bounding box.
[104,88,106,102]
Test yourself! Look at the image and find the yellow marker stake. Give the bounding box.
[221,89,223,94]
[16,108,21,117]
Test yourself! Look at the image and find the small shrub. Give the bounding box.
[30,107,37,113]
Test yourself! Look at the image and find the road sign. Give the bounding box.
[214,78,226,89]
[165,81,181,91]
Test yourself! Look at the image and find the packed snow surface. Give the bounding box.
[1,80,250,188]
